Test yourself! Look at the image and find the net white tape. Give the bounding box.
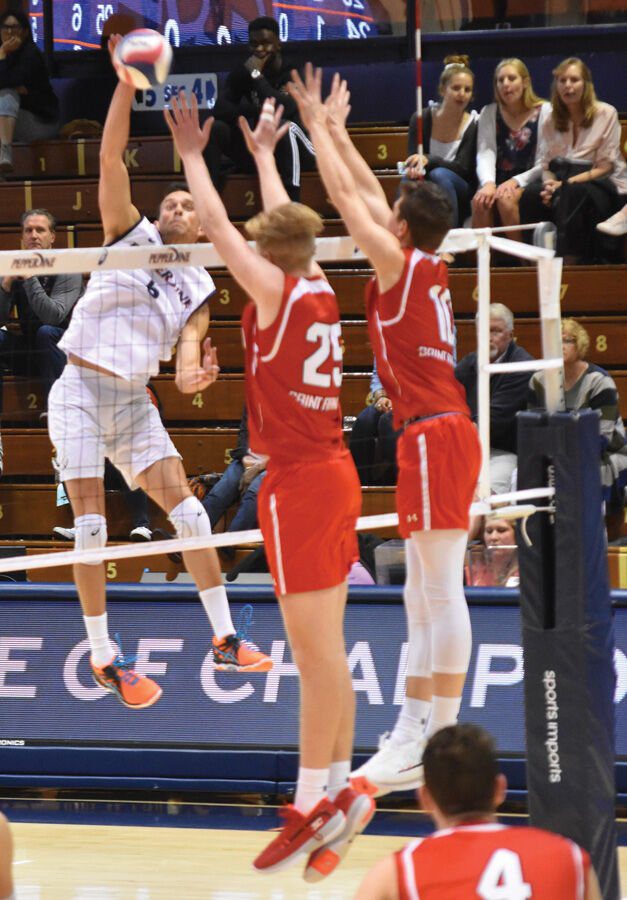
[0,223,561,577]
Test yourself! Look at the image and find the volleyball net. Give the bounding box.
[0,223,562,577]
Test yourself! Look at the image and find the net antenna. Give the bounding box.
[438,221,566,537]
[0,226,563,574]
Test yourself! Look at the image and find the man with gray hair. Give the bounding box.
[0,208,83,409]
[455,302,533,493]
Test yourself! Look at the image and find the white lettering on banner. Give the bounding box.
[64,640,107,700]
[200,651,253,703]
[132,73,218,111]
[348,641,384,704]
[0,637,42,698]
[134,639,183,677]
[614,649,627,703]
[543,669,562,783]
[470,644,524,707]
[393,642,408,705]
[263,641,299,703]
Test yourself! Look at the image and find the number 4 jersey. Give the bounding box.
[242,273,346,462]
[366,247,469,428]
[396,823,591,899]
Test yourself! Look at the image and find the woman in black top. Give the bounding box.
[0,9,59,172]
[404,55,478,227]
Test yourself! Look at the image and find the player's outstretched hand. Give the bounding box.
[164,91,213,159]
[239,98,289,156]
[325,73,351,131]
[201,337,220,384]
[287,63,327,131]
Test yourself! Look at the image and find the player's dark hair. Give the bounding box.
[158,182,191,215]
[423,724,499,819]
[249,16,280,37]
[398,181,453,251]
[21,208,56,232]
[0,9,33,42]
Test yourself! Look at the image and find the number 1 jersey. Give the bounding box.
[366,247,469,429]
[241,273,346,463]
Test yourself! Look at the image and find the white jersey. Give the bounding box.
[60,218,215,384]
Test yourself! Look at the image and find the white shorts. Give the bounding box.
[48,364,180,487]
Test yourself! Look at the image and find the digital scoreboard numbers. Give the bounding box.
[28,0,398,53]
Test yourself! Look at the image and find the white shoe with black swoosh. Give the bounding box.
[350,732,425,798]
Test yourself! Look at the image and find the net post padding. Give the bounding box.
[517,409,619,900]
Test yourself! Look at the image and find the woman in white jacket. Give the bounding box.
[472,58,549,235]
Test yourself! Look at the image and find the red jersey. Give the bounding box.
[366,247,469,429]
[242,273,345,463]
[395,823,590,900]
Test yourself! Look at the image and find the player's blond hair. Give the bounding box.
[245,203,324,271]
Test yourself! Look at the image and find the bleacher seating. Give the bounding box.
[0,124,624,581]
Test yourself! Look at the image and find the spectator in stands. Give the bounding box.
[0,9,60,173]
[355,723,601,899]
[472,58,549,236]
[597,201,627,237]
[519,57,627,263]
[196,407,266,546]
[404,55,478,228]
[455,303,533,494]
[204,17,315,200]
[349,358,398,485]
[0,209,83,409]
[466,515,519,587]
[529,318,627,513]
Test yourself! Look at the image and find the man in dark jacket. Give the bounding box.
[204,16,315,199]
[455,302,533,494]
[0,208,83,408]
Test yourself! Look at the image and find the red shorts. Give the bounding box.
[258,450,361,595]
[396,413,481,537]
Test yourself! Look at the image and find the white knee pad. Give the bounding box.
[169,496,212,539]
[403,539,432,678]
[74,514,107,566]
[410,530,471,675]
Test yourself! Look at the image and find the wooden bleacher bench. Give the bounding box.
[0,172,401,225]
[211,266,627,319]
[4,123,626,183]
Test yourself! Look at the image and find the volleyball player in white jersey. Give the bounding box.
[47,36,271,710]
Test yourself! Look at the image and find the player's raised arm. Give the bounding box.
[174,304,220,394]
[288,65,404,288]
[324,73,392,228]
[99,35,142,244]
[164,92,284,327]
[239,98,290,211]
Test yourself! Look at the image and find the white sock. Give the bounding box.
[199,585,235,641]
[83,613,117,667]
[425,695,462,738]
[390,697,431,747]
[327,760,351,800]
[294,767,328,815]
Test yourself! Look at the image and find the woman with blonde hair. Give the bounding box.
[403,55,478,227]
[520,57,627,262]
[472,58,549,234]
[529,318,627,514]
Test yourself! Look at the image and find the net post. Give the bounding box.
[517,409,619,899]
[537,255,565,414]
[476,233,492,501]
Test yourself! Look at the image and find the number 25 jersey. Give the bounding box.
[241,273,345,463]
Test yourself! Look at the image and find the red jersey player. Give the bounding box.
[356,724,601,900]
[289,67,482,796]
[165,94,374,879]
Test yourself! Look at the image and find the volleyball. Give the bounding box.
[113,29,172,91]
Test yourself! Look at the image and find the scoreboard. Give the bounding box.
[27,0,403,52]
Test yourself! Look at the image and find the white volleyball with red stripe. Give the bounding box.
[113,29,172,90]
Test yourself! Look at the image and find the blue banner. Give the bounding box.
[1,588,626,755]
